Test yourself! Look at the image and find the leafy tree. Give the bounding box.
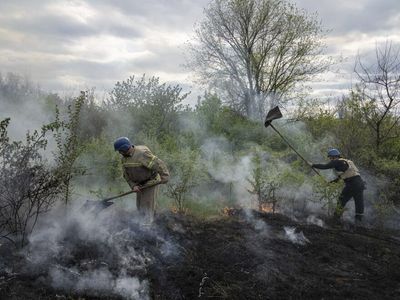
[165,142,208,213]
[188,0,328,119]
[53,92,86,204]
[312,178,343,217]
[78,89,108,140]
[76,136,125,196]
[106,74,189,138]
[195,92,224,133]
[247,152,281,212]
[0,72,42,105]
[333,93,375,162]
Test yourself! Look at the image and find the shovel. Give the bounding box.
[264,106,323,178]
[83,190,135,213]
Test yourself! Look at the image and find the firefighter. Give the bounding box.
[311,148,366,224]
[114,137,170,224]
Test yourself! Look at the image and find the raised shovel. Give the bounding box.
[83,190,135,213]
[264,106,322,178]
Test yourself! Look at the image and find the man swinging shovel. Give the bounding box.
[264,106,322,177]
[264,107,366,225]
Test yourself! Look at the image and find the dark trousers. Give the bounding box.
[336,176,365,221]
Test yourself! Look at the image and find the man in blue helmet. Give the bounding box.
[311,148,366,224]
[114,137,170,224]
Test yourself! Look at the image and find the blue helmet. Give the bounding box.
[114,137,132,152]
[327,148,341,157]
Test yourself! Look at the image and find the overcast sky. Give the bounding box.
[0,0,399,102]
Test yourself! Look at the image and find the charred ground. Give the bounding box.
[1,210,400,300]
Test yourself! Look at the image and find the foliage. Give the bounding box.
[53,91,86,204]
[300,88,400,210]
[78,90,108,140]
[0,118,62,247]
[195,93,224,135]
[3,57,400,225]
[300,105,338,140]
[198,103,269,150]
[312,177,343,216]
[75,136,125,195]
[106,74,190,138]
[373,194,396,228]
[165,144,208,213]
[372,158,400,204]
[0,72,42,105]
[247,152,281,212]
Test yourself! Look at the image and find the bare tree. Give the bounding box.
[0,118,63,247]
[188,0,329,119]
[354,41,400,152]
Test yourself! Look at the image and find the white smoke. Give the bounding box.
[25,200,161,299]
[306,215,325,227]
[252,218,271,236]
[49,266,148,300]
[199,133,337,218]
[283,227,310,245]
[200,137,255,207]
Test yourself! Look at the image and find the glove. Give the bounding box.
[160,176,169,184]
[132,186,142,193]
[329,177,340,184]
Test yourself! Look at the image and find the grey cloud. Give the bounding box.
[4,15,96,38]
[0,7,142,40]
[128,46,186,74]
[57,49,188,82]
[297,0,400,35]
[105,23,142,39]
[89,0,209,30]
[0,56,119,89]
[0,47,189,92]
[61,59,127,79]
[0,0,399,98]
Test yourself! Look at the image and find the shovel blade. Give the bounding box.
[264,106,283,127]
[83,199,114,213]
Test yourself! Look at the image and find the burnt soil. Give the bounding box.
[1,210,400,300]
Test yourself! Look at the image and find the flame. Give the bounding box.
[222,207,237,216]
[259,203,274,213]
[170,206,188,214]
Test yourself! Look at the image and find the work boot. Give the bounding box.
[326,214,341,228]
[354,214,364,228]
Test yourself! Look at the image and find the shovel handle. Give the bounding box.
[101,190,135,202]
[269,124,323,178]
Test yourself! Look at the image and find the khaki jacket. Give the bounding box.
[335,158,360,180]
[122,145,169,189]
